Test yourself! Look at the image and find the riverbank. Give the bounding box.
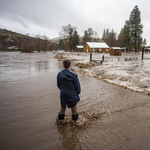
[54,52,150,96]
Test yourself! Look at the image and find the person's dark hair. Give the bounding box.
[63,59,71,69]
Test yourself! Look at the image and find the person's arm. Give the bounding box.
[74,76,81,94]
[57,73,61,89]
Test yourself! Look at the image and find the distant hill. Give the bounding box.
[49,37,60,44]
[0,29,59,51]
[0,29,35,50]
[0,28,29,40]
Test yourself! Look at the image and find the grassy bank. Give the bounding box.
[0,50,20,52]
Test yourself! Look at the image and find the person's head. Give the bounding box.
[63,59,71,69]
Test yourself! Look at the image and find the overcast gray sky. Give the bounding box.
[0,0,149,43]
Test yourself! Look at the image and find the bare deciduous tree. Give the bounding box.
[59,24,77,51]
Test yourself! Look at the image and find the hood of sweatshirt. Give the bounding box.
[61,69,77,80]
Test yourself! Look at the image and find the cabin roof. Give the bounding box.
[76,45,84,48]
[86,42,109,48]
[111,47,121,49]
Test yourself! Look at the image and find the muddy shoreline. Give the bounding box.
[54,52,150,96]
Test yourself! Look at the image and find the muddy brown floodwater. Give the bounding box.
[0,52,150,150]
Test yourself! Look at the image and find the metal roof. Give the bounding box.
[112,47,121,49]
[76,45,84,48]
[86,42,109,48]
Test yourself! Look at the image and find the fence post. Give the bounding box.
[90,53,92,62]
[102,55,104,62]
[142,47,144,60]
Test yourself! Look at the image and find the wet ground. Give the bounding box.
[0,52,150,150]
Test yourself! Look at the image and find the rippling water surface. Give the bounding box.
[0,52,150,150]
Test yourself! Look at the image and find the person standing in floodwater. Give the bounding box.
[57,59,81,121]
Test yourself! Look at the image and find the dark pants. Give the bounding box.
[59,104,77,115]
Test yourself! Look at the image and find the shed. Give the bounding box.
[57,50,64,52]
[76,45,84,52]
[145,44,150,52]
[84,42,110,53]
[121,47,127,52]
[145,48,150,52]
[110,47,122,56]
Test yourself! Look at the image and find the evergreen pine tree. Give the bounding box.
[108,29,117,47]
[143,38,147,46]
[123,20,131,49]
[83,30,88,45]
[102,29,106,41]
[117,28,124,47]
[73,30,80,50]
[59,39,65,49]
[129,5,143,52]
[83,29,92,45]
[106,29,109,39]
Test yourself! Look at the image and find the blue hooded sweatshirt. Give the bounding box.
[57,69,81,108]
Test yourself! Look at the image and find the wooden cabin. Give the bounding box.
[76,45,84,52]
[84,42,110,53]
[110,47,122,56]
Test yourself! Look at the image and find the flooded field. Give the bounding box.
[56,52,150,95]
[0,52,150,150]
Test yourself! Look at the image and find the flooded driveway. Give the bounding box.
[0,52,150,150]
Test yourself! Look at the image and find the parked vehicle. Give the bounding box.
[8,46,20,50]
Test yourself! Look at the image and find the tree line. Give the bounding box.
[59,25,103,51]
[59,5,146,52]
[102,5,146,52]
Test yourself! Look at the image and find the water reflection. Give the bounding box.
[57,125,81,150]
[35,61,49,71]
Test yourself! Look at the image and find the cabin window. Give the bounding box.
[106,49,109,51]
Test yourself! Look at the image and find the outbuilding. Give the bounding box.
[121,47,127,52]
[145,44,150,52]
[84,42,110,53]
[76,45,84,52]
[145,48,150,52]
[110,47,122,56]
